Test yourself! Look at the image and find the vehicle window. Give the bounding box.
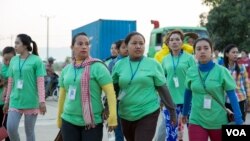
[156,33,162,46]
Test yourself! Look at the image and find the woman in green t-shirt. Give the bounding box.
[57,32,117,141]
[0,46,16,141]
[182,38,243,141]
[112,31,177,141]
[161,30,196,141]
[3,34,47,141]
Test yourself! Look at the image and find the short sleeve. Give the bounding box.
[161,57,168,77]
[7,58,14,78]
[59,65,68,88]
[153,60,166,86]
[2,65,9,78]
[185,68,192,90]
[93,62,112,86]
[188,55,196,67]
[35,58,46,77]
[222,68,236,91]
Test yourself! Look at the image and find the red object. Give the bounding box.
[151,20,159,29]
[0,115,8,140]
[238,57,250,79]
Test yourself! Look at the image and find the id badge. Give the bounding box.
[173,77,179,88]
[203,95,212,109]
[117,90,126,100]
[68,85,77,100]
[17,79,24,89]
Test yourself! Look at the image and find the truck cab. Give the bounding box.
[147,26,209,58]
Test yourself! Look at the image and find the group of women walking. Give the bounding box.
[0,29,248,141]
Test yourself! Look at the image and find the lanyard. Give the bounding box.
[19,54,30,78]
[73,61,84,82]
[171,51,182,75]
[128,58,143,85]
[198,69,211,89]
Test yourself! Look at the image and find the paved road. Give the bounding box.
[18,98,111,141]
[17,98,250,141]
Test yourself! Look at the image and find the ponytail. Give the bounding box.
[17,34,39,56]
[31,40,39,56]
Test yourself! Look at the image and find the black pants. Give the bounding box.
[121,109,160,141]
[61,119,103,141]
[225,100,246,121]
[0,104,10,141]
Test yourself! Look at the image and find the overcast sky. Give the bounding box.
[0,0,209,61]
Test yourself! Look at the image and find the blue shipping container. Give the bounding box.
[72,19,136,60]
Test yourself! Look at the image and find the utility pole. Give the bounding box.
[10,35,13,46]
[41,15,54,61]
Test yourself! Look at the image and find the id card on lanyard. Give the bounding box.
[68,61,84,100]
[173,76,179,88]
[198,68,212,109]
[171,52,182,88]
[68,85,77,100]
[17,79,24,89]
[203,95,212,109]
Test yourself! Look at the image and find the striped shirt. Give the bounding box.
[226,64,249,102]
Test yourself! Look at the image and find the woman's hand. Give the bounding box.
[182,115,188,124]
[39,102,47,115]
[169,110,177,126]
[102,105,109,120]
[108,125,117,132]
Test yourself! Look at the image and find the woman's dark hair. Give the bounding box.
[71,32,88,46]
[193,38,213,54]
[223,44,240,77]
[2,46,16,56]
[124,32,145,45]
[17,34,38,56]
[115,39,124,50]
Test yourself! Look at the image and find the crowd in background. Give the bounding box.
[0,30,249,141]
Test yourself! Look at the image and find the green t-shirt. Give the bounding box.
[162,52,196,104]
[0,64,9,105]
[104,58,112,66]
[112,57,166,121]
[59,62,112,126]
[8,54,46,109]
[185,64,236,129]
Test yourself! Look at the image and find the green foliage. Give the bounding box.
[202,0,224,7]
[199,12,208,27]
[205,0,250,52]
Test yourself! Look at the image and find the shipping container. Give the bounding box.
[72,19,136,60]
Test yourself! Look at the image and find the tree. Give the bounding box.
[205,0,250,51]
[199,12,208,27]
[202,0,223,7]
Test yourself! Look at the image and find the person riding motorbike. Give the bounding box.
[45,57,58,98]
